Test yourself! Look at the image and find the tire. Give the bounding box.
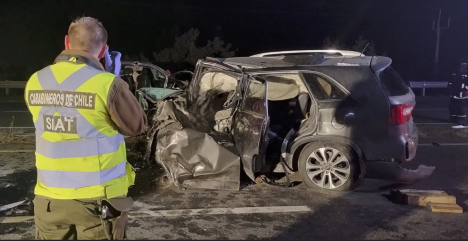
[298,142,360,191]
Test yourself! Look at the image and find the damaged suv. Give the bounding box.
[143,54,433,191]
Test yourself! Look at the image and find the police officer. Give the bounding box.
[448,61,468,129]
[25,16,147,239]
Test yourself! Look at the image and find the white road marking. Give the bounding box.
[419,143,468,146]
[0,206,312,223]
[130,206,312,217]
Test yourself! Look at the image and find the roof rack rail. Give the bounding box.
[251,49,363,57]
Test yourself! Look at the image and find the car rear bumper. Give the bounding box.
[364,120,435,183]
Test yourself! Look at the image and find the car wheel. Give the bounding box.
[298,142,360,191]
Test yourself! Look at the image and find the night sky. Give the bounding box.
[1,0,468,81]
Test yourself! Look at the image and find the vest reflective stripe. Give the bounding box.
[37,65,99,91]
[28,62,131,196]
[34,66,103,138]
[35,134,125,159]
[37,161,127,189]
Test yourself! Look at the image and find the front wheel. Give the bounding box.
[298,142,360,191]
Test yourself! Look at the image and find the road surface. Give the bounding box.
[1,95,467,240]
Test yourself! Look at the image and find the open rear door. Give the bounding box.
[233,76,270,181]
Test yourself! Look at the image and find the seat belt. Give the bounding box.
[54,54,102,71]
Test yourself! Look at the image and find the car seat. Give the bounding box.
[295,92,311,119]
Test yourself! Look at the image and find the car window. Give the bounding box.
[302,73,346,100]
[377,66,409,96]
[243,79,267,115]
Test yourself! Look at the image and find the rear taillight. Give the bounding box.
[390,103,414,125]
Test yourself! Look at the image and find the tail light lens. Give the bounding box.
[390,103,414,125]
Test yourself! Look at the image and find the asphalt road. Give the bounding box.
[1,94,467,240]
[0,142,467,240]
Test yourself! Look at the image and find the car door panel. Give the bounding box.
[233,77,269,181]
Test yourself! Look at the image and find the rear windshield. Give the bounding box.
[377,67,409,96]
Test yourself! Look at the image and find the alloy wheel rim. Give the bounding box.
[305,147,351,189]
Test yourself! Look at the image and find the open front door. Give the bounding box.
[233,77,270,181]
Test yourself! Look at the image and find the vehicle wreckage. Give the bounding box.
[124,53,435,191]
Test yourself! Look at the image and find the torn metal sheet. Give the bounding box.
[156,128,241,190]
[0,200,26,213]
[141,89,243,191]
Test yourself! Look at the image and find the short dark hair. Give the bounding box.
[68,17,108,55]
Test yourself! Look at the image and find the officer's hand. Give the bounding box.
[104,47,113,73]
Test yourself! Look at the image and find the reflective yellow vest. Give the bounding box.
[25,58,135,199]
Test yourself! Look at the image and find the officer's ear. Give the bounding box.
[64,35,71,50]
[98,45,107,59]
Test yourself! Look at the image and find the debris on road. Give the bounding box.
[427,202,463,213]
[0,200,26,213]
[391,189,456,206]
[390,189,463,213]
[4,227,17,234]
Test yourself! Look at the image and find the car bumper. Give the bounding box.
[364,120,435,184]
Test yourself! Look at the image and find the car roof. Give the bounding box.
[219,55,392,72]
[251,49,363,57]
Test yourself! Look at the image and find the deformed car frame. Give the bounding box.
[145,54,435,191]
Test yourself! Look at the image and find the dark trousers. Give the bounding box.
[449,98,468,125]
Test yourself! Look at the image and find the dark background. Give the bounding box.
[0,0,467,81]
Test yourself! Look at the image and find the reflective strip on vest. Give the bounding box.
[33,65,126,189]
[37,161,127,189]
[34,66,103,138]
[36,134,125,159]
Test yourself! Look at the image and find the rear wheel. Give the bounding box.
[298,142,360,191]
